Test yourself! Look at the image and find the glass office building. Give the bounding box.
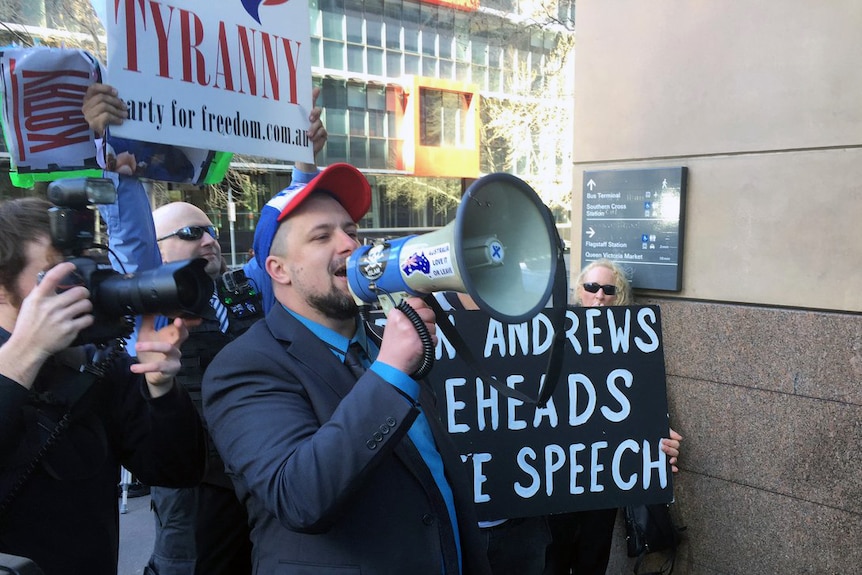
[0,0,574,251]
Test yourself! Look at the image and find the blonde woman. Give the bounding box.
[544,259,682,575]
[574,258,632,307]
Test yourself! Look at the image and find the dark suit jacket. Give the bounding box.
[202,304,491,575]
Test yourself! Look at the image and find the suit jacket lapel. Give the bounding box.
[265,304,355,399]
[266,305,446,497]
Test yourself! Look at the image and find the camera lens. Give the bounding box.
[93,258,211,318]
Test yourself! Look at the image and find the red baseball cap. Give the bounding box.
[276,162,371,223]
[252,163,372,267]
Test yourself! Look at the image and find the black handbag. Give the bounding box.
[623,503,684,575]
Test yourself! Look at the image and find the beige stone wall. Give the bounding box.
[571,0,862,311]
[571,1,862,573]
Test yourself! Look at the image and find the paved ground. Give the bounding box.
[118,494,155,575]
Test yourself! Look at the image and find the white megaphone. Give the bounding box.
[346,172,559,324]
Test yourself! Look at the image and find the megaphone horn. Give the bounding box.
[347,173,558,324]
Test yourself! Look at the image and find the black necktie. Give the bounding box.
[344,342,367,380]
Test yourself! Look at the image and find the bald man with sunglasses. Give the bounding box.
[154,209,223,281]
[83,82,328,575]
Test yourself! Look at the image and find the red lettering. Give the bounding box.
[149,1,176,78]
[108,6,303,109]
[180,9,208,85]
[24,110,85,132]
[22,84,88,114]
[261,32,277,101]
[116,0,147,72]
[281,37,300,105]
[27,126,91,154]
[21,68,88,88]
[19,67,91,154]
[237,26,257,96]
[8,59,27,161]
[214,22,235,92]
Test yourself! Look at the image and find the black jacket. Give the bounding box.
[0,329,205,575]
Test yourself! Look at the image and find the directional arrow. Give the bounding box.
[587,179,596,190]
[586,226,595,238]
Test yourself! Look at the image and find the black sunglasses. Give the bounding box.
[157,225,218,242]
[582,282,617,295]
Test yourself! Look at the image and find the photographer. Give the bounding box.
[82,83,328,575]
[0,198,206,575]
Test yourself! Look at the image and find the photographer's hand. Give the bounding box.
[133,315,190,398]
[82,83,128,138]
[0,262,94,390]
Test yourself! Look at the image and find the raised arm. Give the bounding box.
[82,82,162,274]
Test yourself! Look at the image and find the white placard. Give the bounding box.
[105,0,314,163]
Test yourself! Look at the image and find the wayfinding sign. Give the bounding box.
[581,167,687,291]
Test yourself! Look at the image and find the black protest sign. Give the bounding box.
[425,304,673,521]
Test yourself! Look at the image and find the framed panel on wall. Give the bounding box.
[581,167,687,291]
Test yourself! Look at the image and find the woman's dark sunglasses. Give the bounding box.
[157,225,218,242]
[582,282,617,295]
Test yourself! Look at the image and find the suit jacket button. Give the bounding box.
[386,416,397,427]
[379,424,390,435]
[373,431,383,442]
[422,513,435,526]
[366,439,377,450]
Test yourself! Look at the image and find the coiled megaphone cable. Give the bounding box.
[358,291,435,380]
[395,299,435,380]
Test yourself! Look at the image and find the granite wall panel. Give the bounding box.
[603,299,861,574]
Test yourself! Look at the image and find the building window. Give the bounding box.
[367,21,384,48]
[405,53,420,75]
[323,40,345,70]
[423,56,437,77]
[439,59,454,80]
[404,25,419,53]
[322,11,344,41]
[347,44,365,73]
[368,47,385,75]
[422,31,437,57]
[420,88,471,147]
[310,37,321,67]
[346,14,363,43]
[438,32,453,60]
[386,51,402,76]
[350,139,368,165]
[386,22,401,50]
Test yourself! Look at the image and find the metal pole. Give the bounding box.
[227,187,237,267]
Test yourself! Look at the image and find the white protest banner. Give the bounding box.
[105,0,314,163]
[370,304,674,521]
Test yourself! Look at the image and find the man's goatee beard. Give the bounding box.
[309,289,358,321]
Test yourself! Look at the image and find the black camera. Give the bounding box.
[217,269,261,319]
[46,177,212,345]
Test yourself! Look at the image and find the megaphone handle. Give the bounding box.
[394,299,435,380]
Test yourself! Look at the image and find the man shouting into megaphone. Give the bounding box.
[201,163,492,575]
